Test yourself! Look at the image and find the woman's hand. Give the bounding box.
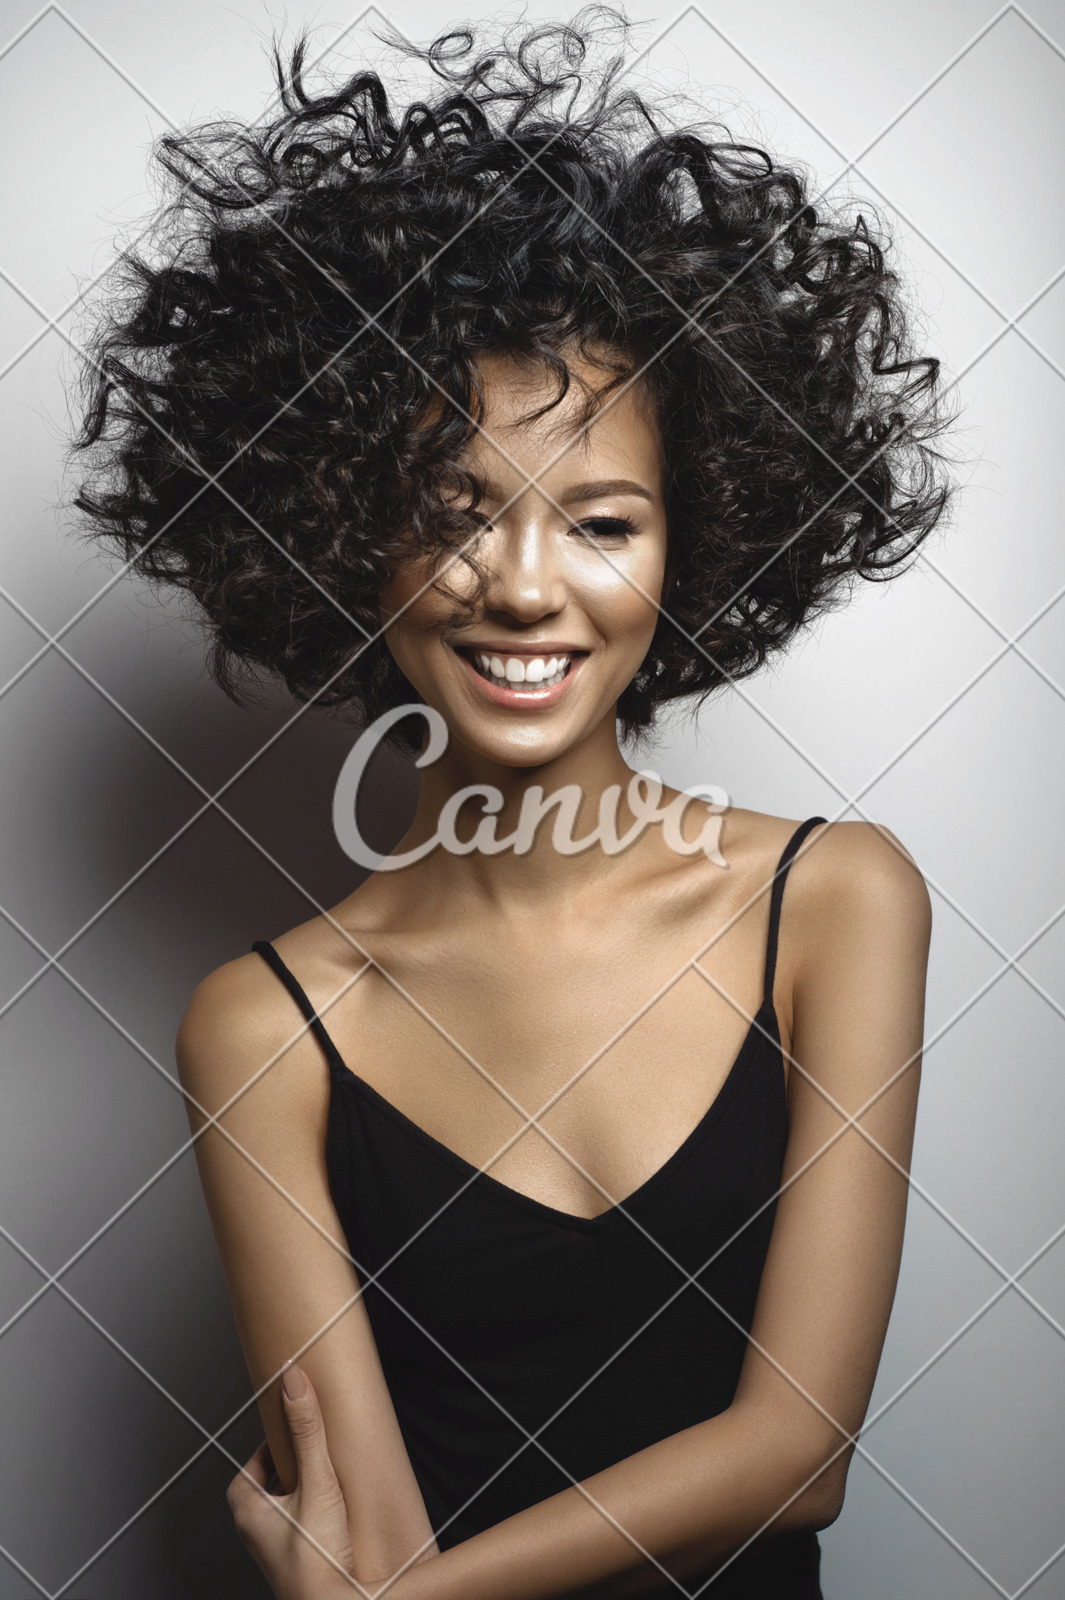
[227,1360,384,1600]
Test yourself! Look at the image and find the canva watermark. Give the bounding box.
[333,704,730,871]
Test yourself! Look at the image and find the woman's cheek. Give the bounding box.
[577,550,665,642]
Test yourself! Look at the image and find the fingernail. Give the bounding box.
[281,1360,307,1401]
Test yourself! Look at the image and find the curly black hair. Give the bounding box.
[72,7,952,749]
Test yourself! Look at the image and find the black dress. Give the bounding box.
[253,814,828,1598]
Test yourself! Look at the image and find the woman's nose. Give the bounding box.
[481,518,567,621]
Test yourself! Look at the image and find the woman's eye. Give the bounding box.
[571,517,637,541]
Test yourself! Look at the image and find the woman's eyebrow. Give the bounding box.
[562,479,655,504]
[477,476,655,505]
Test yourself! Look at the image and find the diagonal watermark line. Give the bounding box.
[828,4,1014,166]
[0,710,1029,1587]
[4,9,1055,1587]
[647,6,1065,708]
[0,262,381,644]
[4,569,1055,1593]
[916,553,1065,712]
[6,28,1042,1600]
[677,3,1065,382]
[836,171,1065,383]
[785,579,1065,922]
[4,340,1055,1510]
[1015,1,1065,67]
[0,1218,384,1600]
[1015,1533,1065,1599]
[0,0,972,717]
[26,889,1029,1600]
[7,789,1064,1597]
[6,265,1055,1600]
[9,0,1040,992]
[0,936,959,1600]
[0,1,51,63]
[0,3,382,387]
[10,518,1065,1397]
[4,0,1042,825]
[634,1,1013,180]
[343,147,1061,1023]
[0,1540,50,1600]
[4,723,1055,1600]
[369,12,1065,762]
[0,13,702,707]
[679,273,1059,664]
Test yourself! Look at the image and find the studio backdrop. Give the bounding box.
[1,0,1063,1595]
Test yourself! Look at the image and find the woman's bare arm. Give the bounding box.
[177,951,438,1585]
[350,820,932,1600]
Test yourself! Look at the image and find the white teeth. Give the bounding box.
[469,652,572,688]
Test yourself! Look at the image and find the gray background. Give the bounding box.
[1,0,1063,1594]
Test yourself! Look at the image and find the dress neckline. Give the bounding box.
[328,995,783,1234]
[253,816,824,1235]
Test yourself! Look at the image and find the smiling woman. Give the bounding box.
[378,351,669,765]
[70,8,948,1599]
[70,8,948,751]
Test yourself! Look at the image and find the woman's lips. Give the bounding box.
[453,646,587,708]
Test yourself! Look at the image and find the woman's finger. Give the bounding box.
[227,1439,280,1519]
[245,1439,276,1488]
[280,1361,345,1506]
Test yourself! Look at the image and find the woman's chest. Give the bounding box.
[329,1025,787,1355]
[322,927,779,1222]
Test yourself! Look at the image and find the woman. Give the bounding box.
[73,12,949,1596]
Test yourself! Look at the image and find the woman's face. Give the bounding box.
[381,350,668,769]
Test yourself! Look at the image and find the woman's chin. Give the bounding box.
[448,722,584,772]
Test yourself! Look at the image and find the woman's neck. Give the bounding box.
[393,714,657,909]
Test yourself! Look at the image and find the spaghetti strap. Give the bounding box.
[251,938,347,1077]
[762,817,827,1010]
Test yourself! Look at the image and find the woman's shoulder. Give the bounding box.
[724,810,932,1052]
[724,806,928,890]
[175,878,403,1086]
[728,807,933,956]
[175,909,346,1108]
[698,808,931,967]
